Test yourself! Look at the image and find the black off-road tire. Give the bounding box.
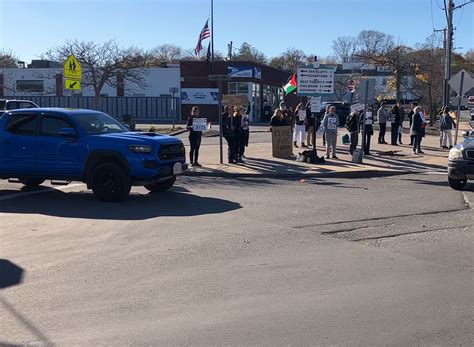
[91,162,131,202]
[20,178,45,188]
[144,177,176,193]
[448,176,467,191]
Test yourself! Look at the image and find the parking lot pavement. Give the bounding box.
[1,174,473,345]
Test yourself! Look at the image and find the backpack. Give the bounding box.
[345,114,354,131]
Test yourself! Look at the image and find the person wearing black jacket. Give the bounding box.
[222,106,237,164]
[346,111,359,155]
[390,105,400,146]
[232,106,246,164]
[363,108,375,155]
[186,106,203,167]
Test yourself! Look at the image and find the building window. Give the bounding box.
[16,80,44,93]
[228,82,249,94]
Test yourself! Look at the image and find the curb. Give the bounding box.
[169,129,189,136]
[183,169,418,179]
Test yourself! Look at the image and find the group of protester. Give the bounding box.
[270,100,456,159]
[186,99,456,166]
[186,104,250,166]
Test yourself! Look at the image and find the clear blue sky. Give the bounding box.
[1,0,473,63]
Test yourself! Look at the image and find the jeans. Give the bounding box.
[365,132,372,154]
[325,132,337,157]
[378,123,386,143]
[225,135,236,161]
[189,134,202,164]
[441,129,453,147]
[350,132,358,155]
[391,123,399,145]
[413,134,422,152]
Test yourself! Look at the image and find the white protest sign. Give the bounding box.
[192,118,208,132]
[310,96,322,112]
[350,103,365,113]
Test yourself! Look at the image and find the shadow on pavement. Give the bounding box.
[0,189,241,220]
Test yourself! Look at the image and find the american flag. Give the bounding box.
[195,20,211,55]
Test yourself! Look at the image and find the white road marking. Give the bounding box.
[0,183,85,201]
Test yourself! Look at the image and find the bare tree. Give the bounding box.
[269,48,307,72]
[0,49,19,68]
[356,30,394,57]
[331,36,357,63]
[42,39,149,106]
[148,44,182,65]
[234,42,267,64]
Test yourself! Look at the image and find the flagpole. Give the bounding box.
[211,0,214,62]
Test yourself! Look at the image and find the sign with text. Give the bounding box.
[359,79,376,104]
[181,88,219,104]
[271,125,293,158]
[223,94,249,106]
[64,54,82,91]
[310,96,322,112]
[350,103,365,114]
[192,118,208,132]
[297,67,334,96]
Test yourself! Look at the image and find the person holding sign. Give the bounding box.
[293,103,307,148]
[186,106,203,167]
[321,106,340,159]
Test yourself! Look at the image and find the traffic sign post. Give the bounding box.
[208,75,230,164]
[348,79,355,104]
[296,67,335,96]
[449,70,473,144]
[169,87,179,129]
[63,54,82,92]
[359,79,375,163]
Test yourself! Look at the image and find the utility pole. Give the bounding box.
[444,0,454,107]
[443,0,473,107]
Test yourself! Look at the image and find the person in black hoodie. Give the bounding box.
[408,102,417,145]
[390,104,400,146]
[346,111,360,155]
[222,105,237,164]
[232,105,246,164]
[186,106,203,167]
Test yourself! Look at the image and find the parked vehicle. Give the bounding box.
[318,102,351,127]
[0,108,187,201]
[0,99,38,116]
[447,130,474,190]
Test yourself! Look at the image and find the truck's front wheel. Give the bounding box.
[91,163,131,202]
[448,176,467,190]
[145,177,176,192]
[20,178,45,188]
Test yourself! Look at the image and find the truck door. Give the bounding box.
[0,112,38,173]
[36,114,83,177]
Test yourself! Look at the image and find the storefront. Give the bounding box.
[180,61,297,122]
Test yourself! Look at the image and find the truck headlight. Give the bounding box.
[128,145,153,154]
[448,147,463,160]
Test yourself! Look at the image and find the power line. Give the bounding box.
[435,0,445,9]
[430,0,435,30]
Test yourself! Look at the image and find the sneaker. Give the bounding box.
[449,146,453,149]
[417,150,424,154]
[326,155,330,159]
[194,163,202,167]
[413,151,417,155]
[442,146,449,149]
[332,155,339,159]
[399,142,403,145]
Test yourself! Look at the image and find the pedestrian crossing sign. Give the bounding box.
[64,54,82,81]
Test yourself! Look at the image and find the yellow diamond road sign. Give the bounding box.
[65,79,81,90]
[64,54,82,81]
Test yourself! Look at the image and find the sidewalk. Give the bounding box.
[183,122,472,179]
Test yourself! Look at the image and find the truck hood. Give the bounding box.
[93,131,181,145]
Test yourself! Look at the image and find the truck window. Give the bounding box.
[6,114,38,136]
[41,116,75,136]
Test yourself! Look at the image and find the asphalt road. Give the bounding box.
[1,174,473,346]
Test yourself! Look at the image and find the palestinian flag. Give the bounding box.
[283,74,297,95]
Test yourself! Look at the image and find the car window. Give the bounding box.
[41,116,75,137]
[6,101,38,110]
[6,114,38,136]
[0,101,5,109]
[71,112,128,135]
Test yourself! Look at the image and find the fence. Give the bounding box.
[13,96,181,123]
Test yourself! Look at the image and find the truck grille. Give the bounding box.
[158,143,185,161]
[465,150,474,160]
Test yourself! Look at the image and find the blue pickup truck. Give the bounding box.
[0,108,187,201]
